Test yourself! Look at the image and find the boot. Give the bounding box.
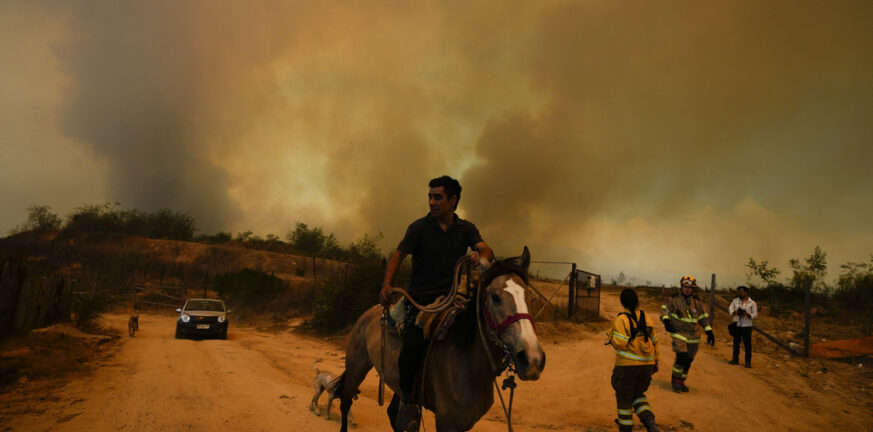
[640,412,659,432]
[394,400,421,432]
[671,377,682,393]
[614,419,633,432]
[729,358,739,365]
[679,379,689,392]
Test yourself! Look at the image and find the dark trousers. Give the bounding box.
[732,326,752,365]
[397,319,426,403]
[611,365,655,428]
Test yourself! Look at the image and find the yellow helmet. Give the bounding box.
[680,275,697,288]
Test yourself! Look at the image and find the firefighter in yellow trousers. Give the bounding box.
[661,275,714,393]
[608,288,659,432]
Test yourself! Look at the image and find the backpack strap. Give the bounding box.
[618,310,651,343]
[619,311,639,343]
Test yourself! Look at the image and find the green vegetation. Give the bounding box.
[72,291,113,330]
[9,202,196,241]
[746,246,873,322]
[834,256,873,305]
[213,269,286,307]
[16,205,62,233]
[309,233,384,333]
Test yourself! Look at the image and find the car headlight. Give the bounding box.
[181,314,190,323]
[217,316,226,323]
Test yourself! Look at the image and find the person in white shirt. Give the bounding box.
[728,286,758,368]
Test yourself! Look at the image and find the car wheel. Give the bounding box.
[175,325,183,339]
[219,329,227,340]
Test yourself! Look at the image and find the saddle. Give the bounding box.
[388,295,469,341]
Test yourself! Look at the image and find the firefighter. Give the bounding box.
[660,275,714,393]
[608,288,659,432]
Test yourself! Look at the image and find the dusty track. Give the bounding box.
[2,294,871,431]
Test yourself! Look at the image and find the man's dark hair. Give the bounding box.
[737,285,749,294]
[619,288,639,310]
[429,175,462,209]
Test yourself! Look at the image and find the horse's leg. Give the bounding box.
[387,393,401,432]
[434,415,463,432]
[339,318,375,432]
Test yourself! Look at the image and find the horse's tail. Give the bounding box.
[328,371,346,399]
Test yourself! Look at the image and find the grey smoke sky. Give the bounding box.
[1,1,871,285]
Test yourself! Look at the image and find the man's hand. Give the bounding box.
[469,251,482,267]
[662,319,676,334]
[652,362,659,374]
[379,284,392,307]
[706,330,715,346]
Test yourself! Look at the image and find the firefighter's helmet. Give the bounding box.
[680,275,697,288]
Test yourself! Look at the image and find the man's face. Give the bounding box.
[428,186,456,218]
[681,285,693,296]
[738,289,748,299]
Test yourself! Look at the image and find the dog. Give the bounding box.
[128,315,139,337]
[310,360,354,425]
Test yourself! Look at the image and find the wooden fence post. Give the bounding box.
[568,263,577,320]
[710,274,716,326]
[804,276,812,358]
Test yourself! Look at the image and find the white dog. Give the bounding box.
[310,360,354,425]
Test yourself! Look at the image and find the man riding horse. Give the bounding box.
[380,175,494,432]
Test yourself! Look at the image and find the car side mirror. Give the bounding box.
[176,308,181,313]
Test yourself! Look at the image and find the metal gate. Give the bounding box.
[573,269,601,319]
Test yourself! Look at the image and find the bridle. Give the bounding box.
[475,268,536,432]
[482,289,536,335]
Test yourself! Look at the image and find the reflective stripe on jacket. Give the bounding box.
[609,309,659,366]
[660,294,712,344]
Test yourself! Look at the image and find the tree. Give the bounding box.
[835,255,873,305]
[287,222,340,278]
[746,258,781,286]
[789,246,828,292]
[617,271,626,286]
[21,205,62,232]
[287,222,337,256]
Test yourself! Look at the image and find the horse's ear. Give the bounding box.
[520,246,530,270]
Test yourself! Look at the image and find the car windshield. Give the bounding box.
[184,300,225,312]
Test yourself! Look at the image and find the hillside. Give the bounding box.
[0,231,349,289]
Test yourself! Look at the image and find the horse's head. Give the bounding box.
[480,246,546,380]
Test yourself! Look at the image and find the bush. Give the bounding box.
[72,291,113,329]
[196,231,233,243]
[19,205,62,233]
[834,260,873,305]
[63,202,195,241]
[213,269,286,308]
[310,256,382,333]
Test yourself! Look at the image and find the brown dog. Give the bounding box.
[128,315,139,337]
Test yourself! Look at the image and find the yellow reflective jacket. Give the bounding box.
[608,309,659,366]
[660,294,712,345]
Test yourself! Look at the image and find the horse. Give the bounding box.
[332,246,546,432]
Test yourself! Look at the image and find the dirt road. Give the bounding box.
[2,296,871,431]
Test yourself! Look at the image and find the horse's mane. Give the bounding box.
[479,256,529,288]
[448,255,530,348]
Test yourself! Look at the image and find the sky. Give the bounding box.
[1,0,871,287]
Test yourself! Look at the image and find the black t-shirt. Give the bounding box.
[397,213,483,302]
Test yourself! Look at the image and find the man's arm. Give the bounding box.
[471,241,493,266]
[380,249,407,306]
